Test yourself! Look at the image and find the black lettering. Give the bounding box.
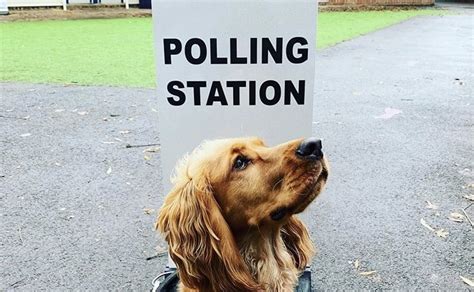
[185,38,207,65]
[230,38,247,64]
[287,37,308,64]
[284,80,305,105]
[249,81,256,105]
[260,81,281,105]
[163,39,182,65]
[167,81,185,106]
[250,38,258,64]
[187,81,206,106]
[262,38,283,64]
[210,38,228,64]
[227,81,246,105]
[207,81,228,106]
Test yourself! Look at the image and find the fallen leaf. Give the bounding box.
[464,194,474,201]
[20,133,31,137]
[144,146,161,153]
[420,218,435,232]
[354,259,360,270]
[106,166,112,175]
[155,245,167,254]
[435,229,449,238]
[375,107,402,119]
[448,212,465,223]
[144,154,152,161]
[143,208,155,215]
[359,271,377,276]
[460,276,474,287]
[425,200,438,210]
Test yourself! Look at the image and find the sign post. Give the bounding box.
[0,0,8,15]
[152,0,318,192]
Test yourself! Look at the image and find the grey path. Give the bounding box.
[1,11,473,291]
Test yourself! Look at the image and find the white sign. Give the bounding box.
[153,0,318,191]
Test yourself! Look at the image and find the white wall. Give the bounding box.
[66,0,89,4]
[101,0,140,5]
[7,0,63,7]
[7,0,138,7]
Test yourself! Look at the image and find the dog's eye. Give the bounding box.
[233,155,251,170]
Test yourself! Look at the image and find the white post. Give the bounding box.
[62,0,67,11]
[125,0,129,9]
[0,0,8,15]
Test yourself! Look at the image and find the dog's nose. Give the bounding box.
[296,138,323,160]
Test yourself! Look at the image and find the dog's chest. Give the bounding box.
[240,237,298,291]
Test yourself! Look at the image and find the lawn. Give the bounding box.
[0,10,443,88]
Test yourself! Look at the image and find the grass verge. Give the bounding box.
[0,10,445,87]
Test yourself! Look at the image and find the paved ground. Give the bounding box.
[1,8,473,291]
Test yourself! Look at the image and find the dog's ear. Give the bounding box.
[157,177,260,292]
[281,216,315,270]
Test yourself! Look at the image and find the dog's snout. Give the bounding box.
[296,137,323,160]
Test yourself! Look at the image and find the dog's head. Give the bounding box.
[157,137,328,291]
[191,137,328,229]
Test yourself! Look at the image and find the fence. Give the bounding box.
[6,0,139,9]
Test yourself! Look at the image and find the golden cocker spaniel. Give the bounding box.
[157,137,329,291]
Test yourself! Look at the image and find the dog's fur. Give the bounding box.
[157,137,328,291]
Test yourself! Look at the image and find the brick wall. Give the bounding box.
[327,0,434,5]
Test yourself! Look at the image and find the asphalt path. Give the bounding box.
[1,8,473,291]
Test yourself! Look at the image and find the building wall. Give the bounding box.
[7,0,138,7]
[7,0,63,7]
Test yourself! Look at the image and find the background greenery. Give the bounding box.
[0,10,443,87]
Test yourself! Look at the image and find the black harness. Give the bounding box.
[152,266,312,292]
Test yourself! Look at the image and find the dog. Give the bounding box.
[156,137,328,291]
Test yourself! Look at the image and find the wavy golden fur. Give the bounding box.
[157,137,329,291]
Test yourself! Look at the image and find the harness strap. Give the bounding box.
[154,271,179,292]
[152,266,311,291]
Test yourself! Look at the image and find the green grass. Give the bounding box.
[316,10,445,48]
[0,10,444,88]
